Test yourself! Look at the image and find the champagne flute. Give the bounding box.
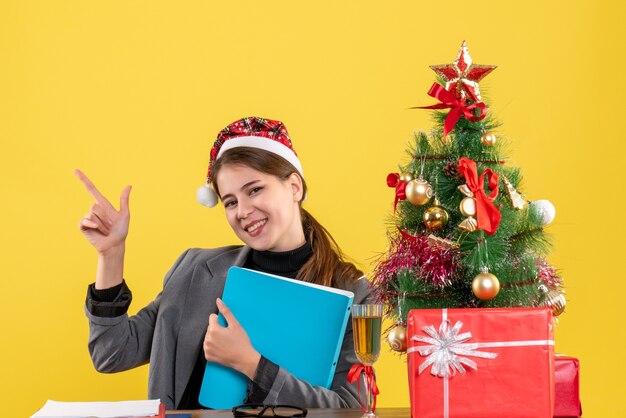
[351,304,383,418]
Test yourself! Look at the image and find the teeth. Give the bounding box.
[246,220,266,232]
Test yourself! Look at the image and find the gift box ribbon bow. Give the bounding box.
[409,319,498,377]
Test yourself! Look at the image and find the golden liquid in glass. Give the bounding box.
[352,316,382,365]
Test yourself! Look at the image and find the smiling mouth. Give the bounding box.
[244,219,267,233]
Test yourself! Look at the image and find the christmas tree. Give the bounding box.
[373,41,566,353]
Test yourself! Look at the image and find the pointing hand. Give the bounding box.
[75,169,132,256]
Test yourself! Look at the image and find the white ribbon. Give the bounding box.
[408,318,498,377]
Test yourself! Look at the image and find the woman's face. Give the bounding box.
[216,164,305,252]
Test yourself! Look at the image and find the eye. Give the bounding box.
[249,186,263,196]
[223,199,237,208]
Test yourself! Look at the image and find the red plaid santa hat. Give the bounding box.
[196,116,304,207]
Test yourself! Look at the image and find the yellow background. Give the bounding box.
[1,1,624,417]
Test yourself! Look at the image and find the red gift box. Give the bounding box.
[554,355,582,417]
[407,307,555,418]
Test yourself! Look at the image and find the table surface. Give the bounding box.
[169,408,411,418]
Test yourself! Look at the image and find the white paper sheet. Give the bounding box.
[31,399,161,418]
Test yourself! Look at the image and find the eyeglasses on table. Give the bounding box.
[232,403,308,418]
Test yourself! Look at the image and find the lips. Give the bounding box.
[244,219,267,234]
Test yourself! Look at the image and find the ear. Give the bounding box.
[287,172,304,202]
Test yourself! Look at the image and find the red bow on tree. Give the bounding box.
[386,173,407,210]
[387,173,427,242]
[458,157,501,235]
[413,83,487,139]
[347,363,380,413]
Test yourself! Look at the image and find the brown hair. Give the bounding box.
[211,147,363,288]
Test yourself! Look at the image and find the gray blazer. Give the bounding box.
[85,246,372,409]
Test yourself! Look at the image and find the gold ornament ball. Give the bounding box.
[423,205,449,230]
[387,324,408,352]
[399,172,413,182]
[459,197,477,217]
[405,178,433,206]
[481,132,497,147]
[472,272,501,300]
[543,290,567,317]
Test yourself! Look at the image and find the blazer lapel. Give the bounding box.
[174,246,251,407]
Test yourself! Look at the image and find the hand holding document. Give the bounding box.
[31,399,163,418]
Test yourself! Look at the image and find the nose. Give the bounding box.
[236,199,253,220]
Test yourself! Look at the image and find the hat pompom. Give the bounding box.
[196,184,219,208]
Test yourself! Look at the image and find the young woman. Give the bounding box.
[77,116,371,410]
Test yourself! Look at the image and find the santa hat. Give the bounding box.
[196,116,304,207]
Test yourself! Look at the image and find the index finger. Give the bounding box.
[74,169,111,206]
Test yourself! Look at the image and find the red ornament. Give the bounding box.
[430,41,496,102]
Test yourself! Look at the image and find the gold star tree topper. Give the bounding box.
[430,41,497,102]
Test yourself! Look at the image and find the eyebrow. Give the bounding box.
[221,180,262,201]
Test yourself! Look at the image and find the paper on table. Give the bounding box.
[31,399,161,418]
